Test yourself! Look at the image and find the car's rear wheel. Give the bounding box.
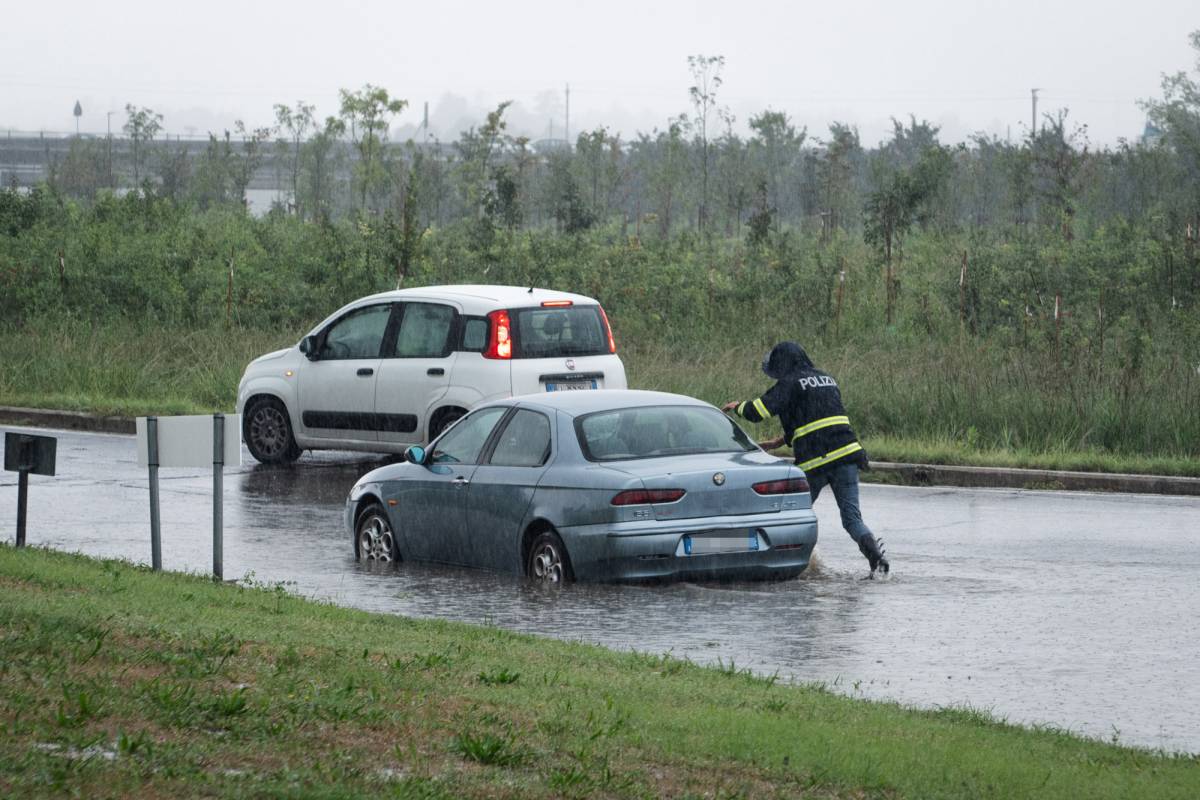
[245,397,301,464]
[429,408,464,441]
[356,503,399,563]
[527,530,574,584]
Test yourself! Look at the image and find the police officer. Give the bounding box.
[722,341,889,575]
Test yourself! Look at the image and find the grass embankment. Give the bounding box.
[3,317,1199,477]
[1,546,1197,799]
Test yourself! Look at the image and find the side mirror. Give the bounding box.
[300,335,320,361]
[404,445,427,466]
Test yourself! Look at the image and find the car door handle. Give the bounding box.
[427,367,445,376]
[452,476,470,488]
[356,367,374,377]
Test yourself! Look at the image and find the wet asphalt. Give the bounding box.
[2,424,1198,753]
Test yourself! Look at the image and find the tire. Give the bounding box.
[526,530,574,584]
[356,502,400,564]
[429,409,464,441]
[244,397,301,464]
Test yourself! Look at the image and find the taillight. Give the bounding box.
[484,309,512,359]
[598,305,617,353]
[541,299,573,307]
[752,478,810,495]
[611,488,686,506]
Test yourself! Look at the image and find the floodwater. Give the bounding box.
[2,424,1198,754]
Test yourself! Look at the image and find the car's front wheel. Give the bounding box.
[356,503,399,563]
[244,397,301,464]
[527,530,574,584]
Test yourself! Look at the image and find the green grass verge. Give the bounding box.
[3,318,1198,477]
[1,546,1196,799]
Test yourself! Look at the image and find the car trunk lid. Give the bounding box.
[602,452,807,520]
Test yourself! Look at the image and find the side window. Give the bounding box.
[320,304,393,360]
[393,303,455,358]
[489,409,552,467]
[430,407,507,465]
[461,317,488,352]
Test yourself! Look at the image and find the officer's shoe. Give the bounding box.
[857,534,890,576]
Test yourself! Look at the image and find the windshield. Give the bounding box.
[513,306,608,358]
[575,405,756,461]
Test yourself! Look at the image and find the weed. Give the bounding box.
[451,731,526,767]
[477,667,520,686]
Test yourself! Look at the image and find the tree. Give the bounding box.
[301,116,347,222]
[748,110,805,220]
[339,85,407,212]
[274,101,316,217]
[232,121,274,210]
[864,143,952,323]
[455,102,513,220]
[1141,29,1200,225]
[688,54,726,232]
[123,104,163,186]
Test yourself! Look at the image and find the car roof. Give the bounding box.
[355,284,601,313]
[500,390,713,417]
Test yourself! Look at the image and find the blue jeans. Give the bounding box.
[807,460,873,545]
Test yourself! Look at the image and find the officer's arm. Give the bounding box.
[734,384,785,424]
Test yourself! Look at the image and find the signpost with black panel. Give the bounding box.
[4,432,57,547]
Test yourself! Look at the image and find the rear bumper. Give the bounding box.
[559,512,818,582]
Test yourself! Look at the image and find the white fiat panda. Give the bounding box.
[235,285,627,463]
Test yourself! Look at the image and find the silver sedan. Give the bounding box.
[345,390,818,582]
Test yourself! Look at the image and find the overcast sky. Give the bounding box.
[2,0,1196,147]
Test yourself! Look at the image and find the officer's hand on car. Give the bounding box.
[720,401,739,413]
[757,436,786,451]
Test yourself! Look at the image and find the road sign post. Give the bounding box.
[4,432,57,547]
[213,413,224,580]
[146,416,162,570]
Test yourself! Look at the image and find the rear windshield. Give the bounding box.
[513,305,609,359]
[575,405,756,461]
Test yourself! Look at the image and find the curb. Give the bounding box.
[0,405,136,435]
[866,461,1200,498]
[4,405,1199,498]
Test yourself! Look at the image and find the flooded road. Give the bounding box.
[3,424,1198,753]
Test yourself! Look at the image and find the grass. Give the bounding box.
[3,316,1199,477]
[1,545,1197,799]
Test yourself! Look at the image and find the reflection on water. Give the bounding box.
[3,425,1199,754]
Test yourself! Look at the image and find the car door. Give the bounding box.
[463,408,555,573]
[397,405,508,565]
[296,302,396,444]
[375,301,459,445]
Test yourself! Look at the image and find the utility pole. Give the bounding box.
[1031,88,1040,138]
[422,101,429,145]
[565,83,570,150]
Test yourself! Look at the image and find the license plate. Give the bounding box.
[678,531,762,556]
[545,380,597,391]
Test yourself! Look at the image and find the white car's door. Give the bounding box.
[296,302,395,444]
[375,301,459,444]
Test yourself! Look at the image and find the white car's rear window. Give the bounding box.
[514,306,608,358]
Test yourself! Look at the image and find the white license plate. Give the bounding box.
[545,380,597,391]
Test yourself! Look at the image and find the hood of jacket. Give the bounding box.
[761,341,814,380]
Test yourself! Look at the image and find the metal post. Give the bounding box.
[147,416,162,570]
[213,413,224,580]
[15,470,28,547]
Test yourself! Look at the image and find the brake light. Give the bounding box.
[752,478,810,495]
[598,305,617,353]
[611,488,686,506]
[484,309,512,359]
[541,299,573,307]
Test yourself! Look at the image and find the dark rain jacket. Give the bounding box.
[734,342,868,475]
